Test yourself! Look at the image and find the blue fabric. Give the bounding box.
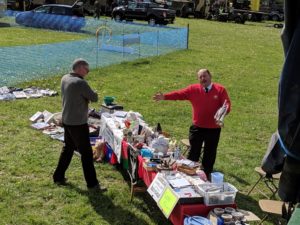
[184,216,212,225]
[15,11,85,32]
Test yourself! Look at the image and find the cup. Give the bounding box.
[213,207,225,216]
[221,214,233,222]
[211,172,224,184]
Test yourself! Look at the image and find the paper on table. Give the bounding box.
[113,111,127,118]
[168,177,191,188]
[176,159,199,167]
[174,186,202,198]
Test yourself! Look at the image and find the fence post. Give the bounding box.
[186,23,189,50]
[122,26,124,58]
[138,32,141,58]
[96,35,99,68]
[156,30,159,56]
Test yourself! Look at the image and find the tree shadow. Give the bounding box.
[66,183,152,225]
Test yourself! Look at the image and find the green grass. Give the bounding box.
[0,19,284,224]
[0,27,88,46]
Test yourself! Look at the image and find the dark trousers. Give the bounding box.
[188,125,221,177]
[279,156,300,203]
[53,124,99,188]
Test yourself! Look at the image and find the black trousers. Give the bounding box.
[53,123,99,188]
[279,156,300,203]
[188,125,221,177]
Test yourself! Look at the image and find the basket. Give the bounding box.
[197,182,238,206]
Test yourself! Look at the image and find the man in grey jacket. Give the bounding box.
[53,58,105,191]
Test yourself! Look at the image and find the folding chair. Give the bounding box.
[247,167,281,199]
[127,144,146,202]
[258,200,293,224]
[181,139,190,157]
[181,139,204,161]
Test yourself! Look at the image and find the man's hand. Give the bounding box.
[153,92,165,101]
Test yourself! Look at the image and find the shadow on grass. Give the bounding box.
[0,23,11,27]
[112,164,172,225]
[227,172,250,186]
[66,183,151,225]
[235,192,288,224]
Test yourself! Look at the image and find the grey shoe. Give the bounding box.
[88,184,107,192]
[54,178,68,186]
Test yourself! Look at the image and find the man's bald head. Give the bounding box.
[197,69,212,87]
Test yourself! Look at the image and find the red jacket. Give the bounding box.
[164,83,231,128]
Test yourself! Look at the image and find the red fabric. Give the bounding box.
[110,152,118,164]
[169,203,236,225]
[138,155,157,186]
[138,155,145,179]
[138,155,237,225]
[121,140,129,160]
[164,83,231,128]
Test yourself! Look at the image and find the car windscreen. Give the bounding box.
[148,3,165,8]
[51,6,68,15]
[34,6,51,13]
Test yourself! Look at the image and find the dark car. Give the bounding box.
[268,10,284,21]
[112,1,175,25]
[15,4,85,31]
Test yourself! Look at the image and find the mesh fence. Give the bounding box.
[0,10,188,86]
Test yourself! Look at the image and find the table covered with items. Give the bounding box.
[29,101,260,225]
[97,104,260,225]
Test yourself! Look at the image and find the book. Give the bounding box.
[13,91,27,99]
[31,122,50,130]
[29,111,43,122]
[43,110,54,124]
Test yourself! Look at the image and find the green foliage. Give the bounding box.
[0,19,283,224]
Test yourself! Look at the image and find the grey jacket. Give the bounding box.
[61,73,98,125]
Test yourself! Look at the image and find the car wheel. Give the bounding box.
[114,13,122,22]
[272,14,279,21]
[148,17,156,26]
[234,16,244,24]
[180,7,188,18]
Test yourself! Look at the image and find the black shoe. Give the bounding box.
[54,178,68,186]
[88,184,107,192]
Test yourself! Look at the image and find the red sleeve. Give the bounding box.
[220,88,231,114]
[163,86,191,101]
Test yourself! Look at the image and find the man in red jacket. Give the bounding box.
[153,69,231,179]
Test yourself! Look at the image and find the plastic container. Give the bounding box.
[104,96,115,105]
[184,216,212,225]
[211,172,224,184]
[197,182,238,206]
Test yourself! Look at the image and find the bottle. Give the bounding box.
[174,146,181,160]
[156,123,162,134]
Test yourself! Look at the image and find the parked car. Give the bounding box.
[268,10,284,21]
[15,4,85,31]
[0,0,6,18]
[112,1,175,25]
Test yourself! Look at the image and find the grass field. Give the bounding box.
[0,18,284,224]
